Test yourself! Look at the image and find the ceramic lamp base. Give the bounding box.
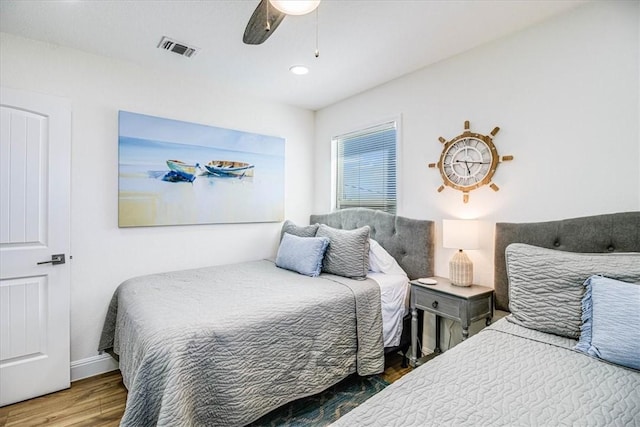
[449,250,473,287]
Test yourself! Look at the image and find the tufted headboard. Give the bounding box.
[494,211,640,312]
[310,208,434,280]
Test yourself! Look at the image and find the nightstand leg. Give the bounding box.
[410,307,418,367]
[434,315,441,354]
[462,325,469,340]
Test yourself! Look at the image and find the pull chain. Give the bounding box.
[314,6,319,57]
[266,0,271,32]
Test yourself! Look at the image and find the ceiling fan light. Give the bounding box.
[269,0,320,16]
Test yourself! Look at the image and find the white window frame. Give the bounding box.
[331,117,401,214]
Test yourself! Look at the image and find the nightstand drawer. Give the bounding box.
[413,289,460,319]
[410,277,494,366]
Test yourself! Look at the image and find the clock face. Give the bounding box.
[428,121,511,203]
[439,134,498,191]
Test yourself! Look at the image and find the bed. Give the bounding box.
[98,208,434,427]
[330,211,640,426]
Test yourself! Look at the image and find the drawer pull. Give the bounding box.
[432,301,438,309]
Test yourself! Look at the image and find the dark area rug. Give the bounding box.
[249,375,389,426]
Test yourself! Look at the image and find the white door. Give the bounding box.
[0,87,71,406]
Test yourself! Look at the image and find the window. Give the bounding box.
[334,121,397,214]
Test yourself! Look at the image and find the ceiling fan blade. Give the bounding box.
[243,0,286,45]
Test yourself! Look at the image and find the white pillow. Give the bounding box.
[369,239,407,276]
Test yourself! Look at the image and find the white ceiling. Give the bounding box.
[0,0,585,111]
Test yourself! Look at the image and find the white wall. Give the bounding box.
[0,33,316,368]
[314,1,639,351]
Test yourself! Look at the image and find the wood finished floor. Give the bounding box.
[0,352,412,427]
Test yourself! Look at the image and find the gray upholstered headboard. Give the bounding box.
[494,211,640,312]
[310,208,434,280]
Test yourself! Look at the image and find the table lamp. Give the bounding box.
[443,219,479,287]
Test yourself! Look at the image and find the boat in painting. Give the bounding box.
[162,171,195,183]
[204,160,255,178]
[166,159,203,182]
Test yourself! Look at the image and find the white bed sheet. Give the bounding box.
[368,272,409,347]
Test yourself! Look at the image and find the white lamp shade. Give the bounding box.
[270,0,321,15]
[443,219,480,250]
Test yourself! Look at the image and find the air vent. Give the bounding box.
[157,36,199,58]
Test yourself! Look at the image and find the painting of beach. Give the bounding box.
[118,111,284,227]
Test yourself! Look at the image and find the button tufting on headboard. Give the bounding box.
[494,211,640,312]
[310,208,434,280]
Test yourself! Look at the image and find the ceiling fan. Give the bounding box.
[243,0,321,45]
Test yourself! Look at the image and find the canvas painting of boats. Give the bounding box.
[118,111,284,227]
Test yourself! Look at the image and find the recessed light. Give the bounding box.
[289,65,309,75]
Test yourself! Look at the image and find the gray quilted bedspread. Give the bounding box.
[98,259,384,427]
[331,317,640,426]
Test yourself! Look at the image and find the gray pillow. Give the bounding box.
[280,220,319,241]
[506,243,640,339]
[316,224,370,280]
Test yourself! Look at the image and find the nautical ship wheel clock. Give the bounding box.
[428,121,513,203]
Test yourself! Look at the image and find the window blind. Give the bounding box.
[335,121,397,214]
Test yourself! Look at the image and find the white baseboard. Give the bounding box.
[70,353,119,382]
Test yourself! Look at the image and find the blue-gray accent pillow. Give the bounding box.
[275,233,329,277]
[575,275,640,370]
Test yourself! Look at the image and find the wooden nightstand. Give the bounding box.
[410,276,493,367]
